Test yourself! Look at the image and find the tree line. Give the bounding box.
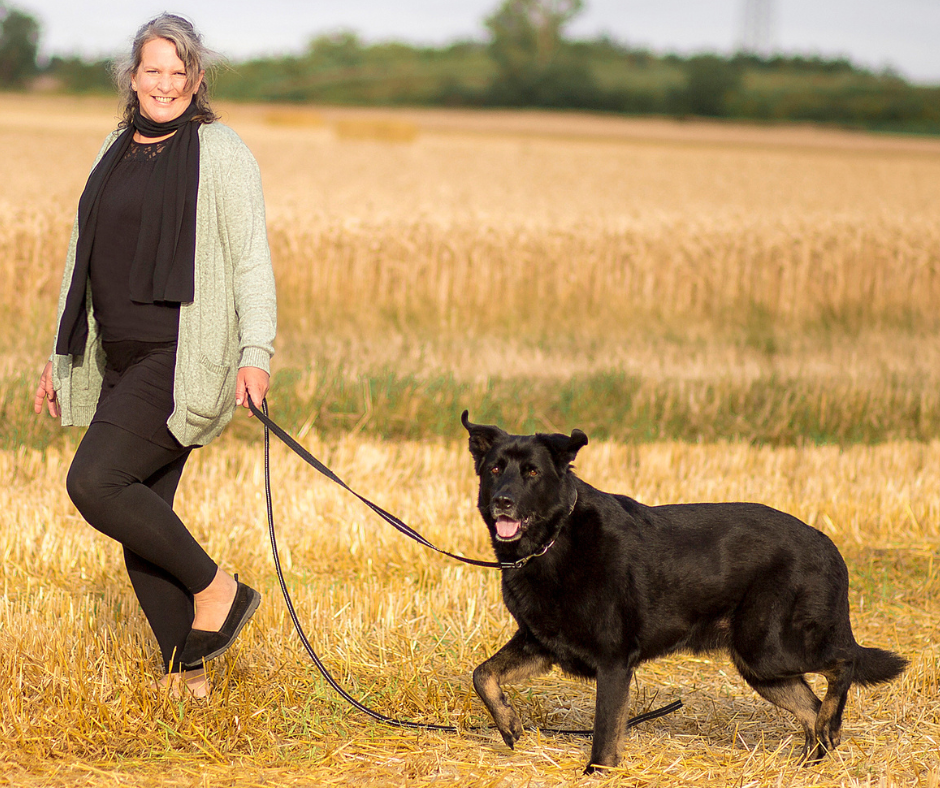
[3,0,939,134]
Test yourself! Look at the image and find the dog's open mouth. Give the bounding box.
[495,515,524,541]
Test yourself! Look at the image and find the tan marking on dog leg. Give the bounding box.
[813,661,854,760]
[473,631,552,750]
[746,676,821,761]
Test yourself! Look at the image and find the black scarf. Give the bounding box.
[56,100,201,356]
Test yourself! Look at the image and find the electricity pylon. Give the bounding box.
[739,0,775,56]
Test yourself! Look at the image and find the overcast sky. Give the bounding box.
[16,0,940,85]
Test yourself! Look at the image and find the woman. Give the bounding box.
[33,14,276,697]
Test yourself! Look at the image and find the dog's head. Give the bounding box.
[462,410,587,558]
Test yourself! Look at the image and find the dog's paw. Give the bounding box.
[799,739,828,766]
[496,715,524,750]
[584,761,613,776]
[585,749,620,774]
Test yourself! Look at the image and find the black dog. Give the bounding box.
[462,412,907,773]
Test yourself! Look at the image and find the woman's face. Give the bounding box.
[131,37,203,124]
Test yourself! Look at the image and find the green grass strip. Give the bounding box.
[5,367,938,451]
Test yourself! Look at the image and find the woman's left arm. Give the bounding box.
[218,131,277,413]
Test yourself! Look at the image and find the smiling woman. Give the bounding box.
[32,14,276,701]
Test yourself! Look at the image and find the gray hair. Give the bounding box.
[112,13,220,128]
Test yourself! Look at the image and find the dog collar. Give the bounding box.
[500,539,556,570]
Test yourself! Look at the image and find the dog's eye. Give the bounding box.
[527,468,539,478]
[490,465,501,476]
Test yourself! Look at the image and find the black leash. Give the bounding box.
[251,397,682,736]
[249,399,549,571]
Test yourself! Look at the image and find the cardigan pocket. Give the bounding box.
[187,353,235,419]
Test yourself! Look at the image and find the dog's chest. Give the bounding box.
[502,571,609,676]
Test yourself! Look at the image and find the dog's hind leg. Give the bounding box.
[473,628,553,750]
[810,659,854,762]
[586,661,635,774]
[742,674,822,760]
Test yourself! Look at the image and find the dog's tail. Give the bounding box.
[853,646,908,686]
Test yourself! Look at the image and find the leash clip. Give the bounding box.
[503,539,556,570]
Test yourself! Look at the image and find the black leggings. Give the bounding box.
[66,421,218,672]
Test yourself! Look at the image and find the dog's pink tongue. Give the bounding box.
[496,516,521,539]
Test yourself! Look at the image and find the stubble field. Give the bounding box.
[0,94,938,786]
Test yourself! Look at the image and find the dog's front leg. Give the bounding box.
[585,662,635,774]
[473,628,553,750]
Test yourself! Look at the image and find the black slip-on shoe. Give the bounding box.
[179,577,261,670]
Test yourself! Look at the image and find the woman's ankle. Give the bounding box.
[154,668,211,698]
[192,568,238,631]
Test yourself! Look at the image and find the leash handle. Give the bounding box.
[250,395,682,736]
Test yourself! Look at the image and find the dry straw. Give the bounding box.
[1,437,938,785]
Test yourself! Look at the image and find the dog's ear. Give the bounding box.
[461,410,507,474]
[541,429,588,469]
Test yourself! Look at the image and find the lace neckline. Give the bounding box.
[122,139,168,162]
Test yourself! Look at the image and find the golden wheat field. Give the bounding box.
[1,93,939,786]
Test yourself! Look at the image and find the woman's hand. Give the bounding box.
[235,366,270,416]
[34,360,60,418]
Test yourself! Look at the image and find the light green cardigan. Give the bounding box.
[51,122,277,447]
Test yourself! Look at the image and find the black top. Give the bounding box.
[86,138,184,449]
[89,138,181,344]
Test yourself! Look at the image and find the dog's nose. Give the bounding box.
[493,494,514,511]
